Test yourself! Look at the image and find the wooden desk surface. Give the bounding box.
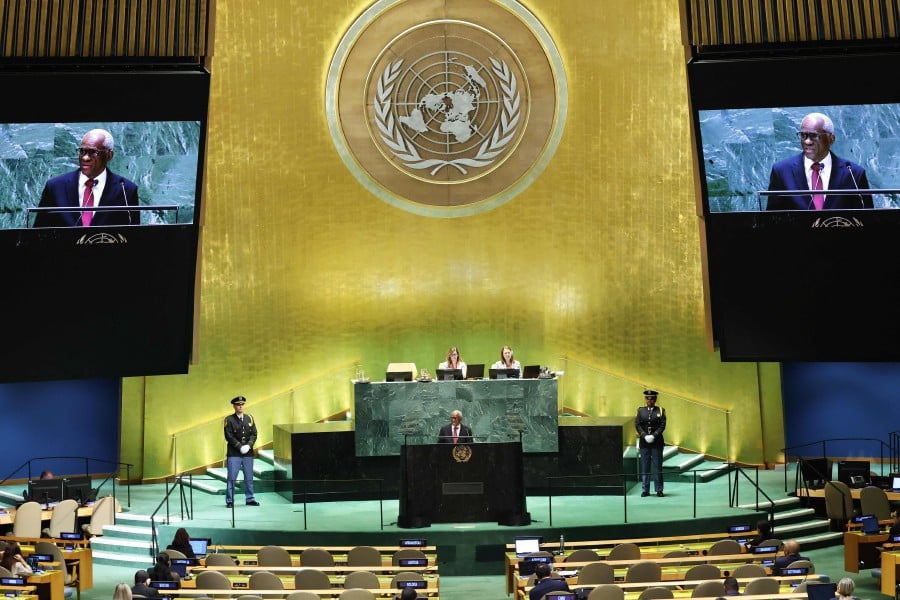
[216,553,435,568]
[796,487,900,501]
[0,506,94,527]
[171,588,440,597]
[521,577,810,600]
[181,572,439,590]
[193,565,439,575]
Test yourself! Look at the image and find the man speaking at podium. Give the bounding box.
[767,112,873,211]
[33,128,140,227]
[437,409,473,443]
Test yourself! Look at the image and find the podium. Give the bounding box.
[398,441,529,528]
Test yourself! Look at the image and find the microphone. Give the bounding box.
[846,164,864,209]
[121,182,133,224]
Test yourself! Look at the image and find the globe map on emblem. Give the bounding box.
[327,0,566,216]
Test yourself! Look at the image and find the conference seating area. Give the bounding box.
[165,544,441,599]
[506,529,826,600]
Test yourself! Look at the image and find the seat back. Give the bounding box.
[824,480,854,523]
[565,549,601,563]
[285,593,319,600]
[606,543,640,561]
[0,567,13,578]
[205,553,237,567]
[786,559,815,574]
[300,547,334,567]
[344,571,380,589]
[34,541,75,586]
[346,546,382,567]
[860,486,892,520]
[587,584,625,600]
[577,562,614,585]
[163,549,187,559]
[258,545,292,567]
[46,498,78,538]
[389,572,425,588]
[706,539,742,556]
[293,569,330,590]
[625,560,661,583]
[638,587,674,600]
[196,570,232,590]
[682,563,720,582]
[12,501,43,538]
[690,580,725,598]
[83,495,116,536]
[730,563,766,579]
[743,577,780,595]
[340,590,375,600]
[249,571,284,590]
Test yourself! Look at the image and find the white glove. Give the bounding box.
[240,444,250,454]
[644,435,655,444]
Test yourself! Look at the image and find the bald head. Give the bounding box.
[783,540,800,555]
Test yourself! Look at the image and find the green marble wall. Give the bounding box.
[353,379,559,456]
[0,121,201,228]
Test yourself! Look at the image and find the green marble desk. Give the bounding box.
[353,379,558,456]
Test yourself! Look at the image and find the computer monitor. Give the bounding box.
[62,477,95,504]
[489,368,519,380]
[522,365,541,379]
[385,371,413,382]
[436,368,463,381]
[837,460,870,487]
[860,515,880,535]
[188,538,211,557]
[806,582,837,600]
[891,473,900,490]
[465,363,485,379]
[27,479,62,504]
[514,536,542,556]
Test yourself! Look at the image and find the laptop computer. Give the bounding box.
[169,558,197,578]
[188,538,211,558]
[515,536,542,557]
[891,474,900,492]
[806,582,837,600]
[466,364,485,379]
[522,365,541,379]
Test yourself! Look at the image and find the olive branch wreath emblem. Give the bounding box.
[374,57,521,176]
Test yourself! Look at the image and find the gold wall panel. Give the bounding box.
[123,0,784,479]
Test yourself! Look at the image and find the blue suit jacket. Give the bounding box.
[33,169,140,227]
[766,153,873,210]
[529,577,570,600]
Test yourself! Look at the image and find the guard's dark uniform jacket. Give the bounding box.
[224,413,257,457]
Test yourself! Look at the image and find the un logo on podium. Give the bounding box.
[327,0,567,217]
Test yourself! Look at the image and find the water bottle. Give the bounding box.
[559,534,565,555]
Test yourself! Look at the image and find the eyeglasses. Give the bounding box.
[77,147,108,158]
[796,131,827,141]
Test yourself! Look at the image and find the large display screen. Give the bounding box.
[688,52,900,361]
[0,69,209,382]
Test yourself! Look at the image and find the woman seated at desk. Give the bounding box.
[492,345,521,376]
[438,347,467,379]
[1,542,33,576]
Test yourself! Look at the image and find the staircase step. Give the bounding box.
[737,496,800,511]
[0,490,23,506]
[91,534,154,557]
[93,549,156,567]
[795,530,844,551]
[664,453,706,472]
[102,523,154,538]
[775,519,830,537]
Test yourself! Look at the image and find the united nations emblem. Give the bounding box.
[326,0,567,217]
[452,444,473,463]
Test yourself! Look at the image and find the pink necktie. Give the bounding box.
[453,427,458,443]
[82,179,96,226]
[811,163,824,210]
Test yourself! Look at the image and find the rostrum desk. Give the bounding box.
[398,441,528,527]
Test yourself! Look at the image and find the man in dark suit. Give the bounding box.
[131,569,159,598]
[33,128,140,227]
[767,112,873,211]
[528,563,569,600]
[772,540,809,575]
[437,409,473,443]
[635,389,666,497]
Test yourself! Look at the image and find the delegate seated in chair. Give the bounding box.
[529,563,569,600]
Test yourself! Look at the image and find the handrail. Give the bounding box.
[545,463,763,526]
[149,474,194,557]
[0,456,133,506]
[557,357,733,460]
[781,437,892,492]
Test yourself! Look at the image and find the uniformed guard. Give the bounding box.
[224,395,259,508]
[635,389,666,497]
